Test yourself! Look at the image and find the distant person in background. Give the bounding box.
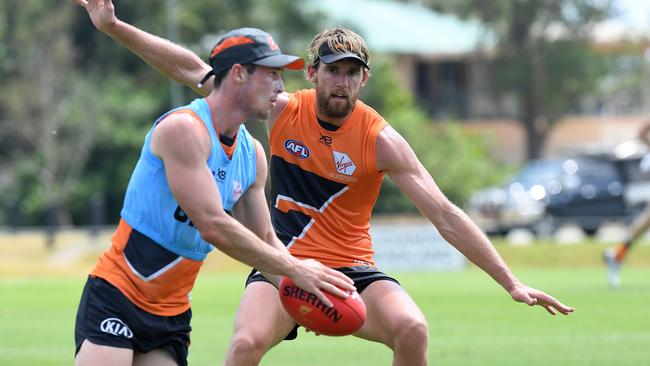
[77,1,574,365]
[604,121,650,288]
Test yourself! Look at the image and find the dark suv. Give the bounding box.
[467,150,647,236]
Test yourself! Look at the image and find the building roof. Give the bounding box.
[310,0,491,55]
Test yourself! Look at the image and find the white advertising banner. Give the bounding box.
[370,220,466,272]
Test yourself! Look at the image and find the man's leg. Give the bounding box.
[625,205,650,248]
[604,205,650,287]
[354,280,429,366]
[133,349,178,366]
[225,282,297,366]
[75,276,136,366]
[75,340,133,366]
[616,205,650,261]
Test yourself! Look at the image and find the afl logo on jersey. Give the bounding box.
[284,139,310,159]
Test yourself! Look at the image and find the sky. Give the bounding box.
[613,0,650,28]
[589,0,650,43]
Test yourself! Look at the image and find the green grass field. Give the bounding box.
[1,232,649,365]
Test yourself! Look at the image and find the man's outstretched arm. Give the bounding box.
[75,0,212,96]
[376,125,574,315]
[231,140,295,286]
[149,114,354,305]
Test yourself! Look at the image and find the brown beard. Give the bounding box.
[316,88,355,119]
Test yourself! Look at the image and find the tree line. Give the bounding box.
[1,0,642,228]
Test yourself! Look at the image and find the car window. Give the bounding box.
[575,159,621,181]
[510,160,564,188]
[621,155,650,183]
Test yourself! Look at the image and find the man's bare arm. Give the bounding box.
[75,0,293,127]
[150,114,353,304]
[231,141,282,247]
[231,140,292,286]
[376,125,574,315]
[75,0,212,96]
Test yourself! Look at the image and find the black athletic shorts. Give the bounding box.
[74,275,191,366]
[245,266,399,340]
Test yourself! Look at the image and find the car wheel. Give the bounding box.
[533,215,556,238]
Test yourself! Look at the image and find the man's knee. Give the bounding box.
[394,316,429,347]
[227,332,269,358]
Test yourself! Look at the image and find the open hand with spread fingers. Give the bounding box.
[509,283,574,315]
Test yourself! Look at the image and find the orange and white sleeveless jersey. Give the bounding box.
[91,219,203,316]
[269,89,387,268]
[91,98,257,316]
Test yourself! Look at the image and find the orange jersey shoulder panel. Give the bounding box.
[269,89,387,268]
[91,219,203,316]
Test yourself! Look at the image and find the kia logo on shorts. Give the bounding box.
[284,139,310,159]
[100,318,134,339]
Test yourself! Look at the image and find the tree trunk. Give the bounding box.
[521,79,547,160]
[522,115,546,160]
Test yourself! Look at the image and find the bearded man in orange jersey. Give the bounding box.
[78,1,574,365]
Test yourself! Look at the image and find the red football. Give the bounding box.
[278,276,366,336]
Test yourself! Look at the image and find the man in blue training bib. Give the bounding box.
[73,8,355,365]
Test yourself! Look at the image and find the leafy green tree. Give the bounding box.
[363,56,509,212]
[0,2,168,228]
[0,2,99,232]
[423,0,613,159]
[0,0,323,227]
[0,0,507,228]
